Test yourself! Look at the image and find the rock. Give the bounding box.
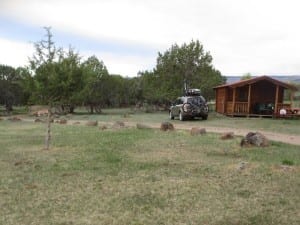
[37,109,48,117]
[99,125,108,130]
[123,113,131,118]
[136,123,151,129]
[220,132,234,140]
[160,122,174,131]
[86,121,98,126]
[241,132,269,147]
[112,121,125,129]
[34,118,45,123]
[57,119,67,124]
[7,116,22,121]
[237,161,248,170]
[190,127,206,136]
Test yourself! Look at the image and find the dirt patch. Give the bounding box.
[271,165,299,173]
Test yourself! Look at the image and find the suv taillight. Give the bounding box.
[203,105,209,113]
[183,103,191,112]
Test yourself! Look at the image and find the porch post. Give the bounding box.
[232,88,236,113]
[274,85,279,114]
[290,90,294,107]
[247,84,251,114]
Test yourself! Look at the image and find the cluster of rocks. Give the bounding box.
[159,122,270,148]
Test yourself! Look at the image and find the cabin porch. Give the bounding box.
[225,101,292,117]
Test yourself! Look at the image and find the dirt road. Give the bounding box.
[129,122,300,146]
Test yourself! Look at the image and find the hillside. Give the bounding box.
[225,75,300,84]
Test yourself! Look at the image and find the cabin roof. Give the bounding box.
[214,75,297,90]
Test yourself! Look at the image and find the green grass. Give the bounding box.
[0,120,299,225]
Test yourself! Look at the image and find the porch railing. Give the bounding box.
[226,102,292,115]
[227,102,248,114]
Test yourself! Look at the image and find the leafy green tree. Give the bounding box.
[140,40,225,103]
[80,55,109,113]
[0,64,25,112]
[139,70,164,104]
[103,74,123,107]
[121,76,143,106]
[52,47,83,113]
[16,66,35,105]
[30,29,85,107]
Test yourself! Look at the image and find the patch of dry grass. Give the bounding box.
[0,121,299,225]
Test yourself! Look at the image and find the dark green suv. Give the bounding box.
[169,89,208,121]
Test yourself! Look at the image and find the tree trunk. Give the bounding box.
[5,103,13,113]
[70,105,75,113]
[44,107,52,150]
[90,105,94,114]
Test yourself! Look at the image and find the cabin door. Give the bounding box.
[217,89,226,114]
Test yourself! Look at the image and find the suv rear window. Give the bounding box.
[187,96,206,105]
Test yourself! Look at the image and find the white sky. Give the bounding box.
[0,0,299,76]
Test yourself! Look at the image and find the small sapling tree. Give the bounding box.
[29,27,61,150]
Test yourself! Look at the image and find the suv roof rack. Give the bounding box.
[185,88,201,96]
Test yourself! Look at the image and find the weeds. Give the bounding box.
[282,159,294,165]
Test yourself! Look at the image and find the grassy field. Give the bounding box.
[0,117,299,225]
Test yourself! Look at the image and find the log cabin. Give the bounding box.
[213,76,298,117]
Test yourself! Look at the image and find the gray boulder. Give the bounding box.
[241,132,269,147]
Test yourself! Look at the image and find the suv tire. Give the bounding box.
[179,111,185,121]
[169,111,174,120]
